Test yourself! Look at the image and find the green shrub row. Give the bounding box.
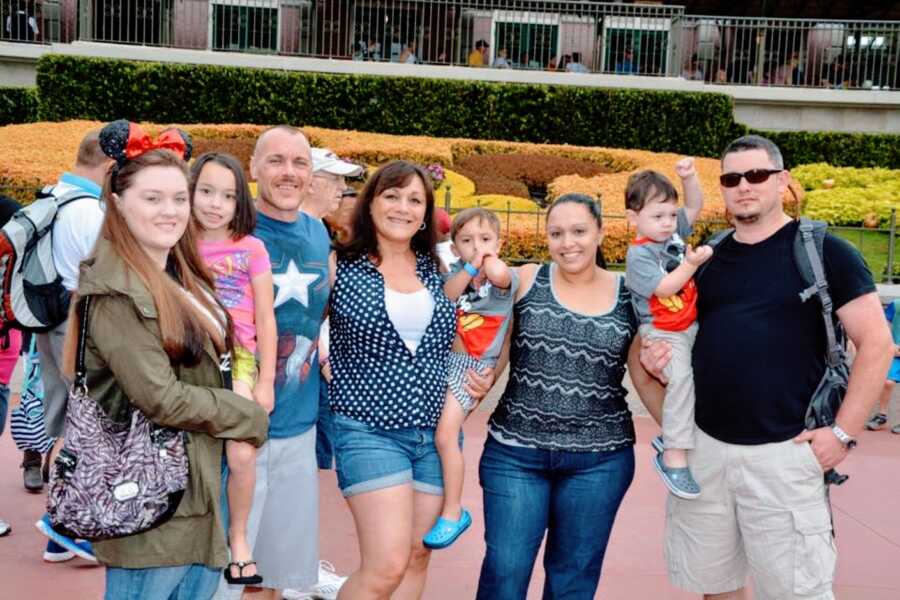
[0,86,38,125]
[754,129,900,171]
[33,55,737,158]
[24,54,900,169]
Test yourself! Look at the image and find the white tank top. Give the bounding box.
[384,287,434,353]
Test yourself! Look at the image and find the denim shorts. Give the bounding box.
[332,412,446,498]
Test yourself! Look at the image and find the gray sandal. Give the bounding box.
[653,454,701,499]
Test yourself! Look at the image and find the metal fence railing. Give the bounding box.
[677,16,900,90]
[6,1,899,90]
[441,191,900,278]
[1,182,898,279]
[1,0,62,43]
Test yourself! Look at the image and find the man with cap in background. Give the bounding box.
[300,149,364,223]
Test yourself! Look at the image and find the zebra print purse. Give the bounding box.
[46,297,189,541]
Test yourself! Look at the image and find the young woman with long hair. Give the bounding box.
[65,121,269,600]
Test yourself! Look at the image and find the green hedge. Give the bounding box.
[31,54,900,168]
[754,129,900,170]
[35,54,736,158]
[0,87,38,125]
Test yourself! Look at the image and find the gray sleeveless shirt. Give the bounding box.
[489,263,637,452]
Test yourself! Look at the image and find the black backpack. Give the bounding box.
[698,217,850,486]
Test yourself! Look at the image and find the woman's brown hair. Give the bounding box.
[66,149,232,373]
[336,160,438,267]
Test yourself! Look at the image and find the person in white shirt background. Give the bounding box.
[33,129,113,564]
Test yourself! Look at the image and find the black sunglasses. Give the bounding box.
[719,168,783,188]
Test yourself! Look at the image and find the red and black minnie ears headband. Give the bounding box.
[99,119,193,169]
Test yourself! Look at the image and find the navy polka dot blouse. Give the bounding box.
[329,252,455,430]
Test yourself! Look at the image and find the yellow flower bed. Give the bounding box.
[791,163,900,227]
[434,169,476,201]
[792,163,900,191]
[454,194,541,212]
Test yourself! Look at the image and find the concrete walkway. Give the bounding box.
[2,389,899,599]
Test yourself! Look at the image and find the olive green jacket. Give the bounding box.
[77,238,268,569]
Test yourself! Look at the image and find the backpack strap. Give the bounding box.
[795,217,844,368]
[694,227,734,281]
[50,187,96,210]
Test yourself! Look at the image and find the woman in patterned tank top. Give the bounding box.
[477,194,665,599]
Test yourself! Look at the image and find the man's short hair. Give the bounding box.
[75,129,108,168]
[625,170,678,212]
[253,124,305,158]
[721,134,784,170]
[450,207,501,241]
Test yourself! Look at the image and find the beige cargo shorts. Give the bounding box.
[665,428,836,599]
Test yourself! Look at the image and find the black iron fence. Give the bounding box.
[4,0,898,90]
[1,183,897,280]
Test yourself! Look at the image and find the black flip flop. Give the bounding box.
[224,560,263,585]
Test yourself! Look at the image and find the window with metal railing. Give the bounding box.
[212,1,277,53]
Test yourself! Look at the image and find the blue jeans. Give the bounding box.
[332,413,447,497]
[105,564,220,600]
[476,436,635,600]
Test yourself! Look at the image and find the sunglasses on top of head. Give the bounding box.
[719,168,783,188]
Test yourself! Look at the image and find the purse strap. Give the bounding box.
[74,296,92,394]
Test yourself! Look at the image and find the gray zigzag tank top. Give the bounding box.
[489,263,637,452]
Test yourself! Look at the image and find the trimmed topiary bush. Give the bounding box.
[35,54,737,157]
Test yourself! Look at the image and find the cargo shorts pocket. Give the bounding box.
[792,506,836,596]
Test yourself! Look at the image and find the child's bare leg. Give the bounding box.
[227,379,258,576]
[879,379,894,415]
[434,392,467,521]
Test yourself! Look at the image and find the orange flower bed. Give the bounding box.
[0,121,801,263]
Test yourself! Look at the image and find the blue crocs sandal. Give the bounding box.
[423,509,472,550]
[651,435,664,455]
[653,454,701,500]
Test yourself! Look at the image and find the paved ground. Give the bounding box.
[2,375,899,599]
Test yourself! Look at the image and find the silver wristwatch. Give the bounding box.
[831,425,857,450]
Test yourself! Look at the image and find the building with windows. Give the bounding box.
[2,1,899,132]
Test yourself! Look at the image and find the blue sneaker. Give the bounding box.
[651,435,664,455]
[43,539,75,563]
[653,454,701,500]
[423,509,472,550]
[35,514,97,562]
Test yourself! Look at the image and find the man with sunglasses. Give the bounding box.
[641,135,892,600]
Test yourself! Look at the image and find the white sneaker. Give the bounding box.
[309,560,348,600]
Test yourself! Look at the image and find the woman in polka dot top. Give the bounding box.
[327,161,495,599]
